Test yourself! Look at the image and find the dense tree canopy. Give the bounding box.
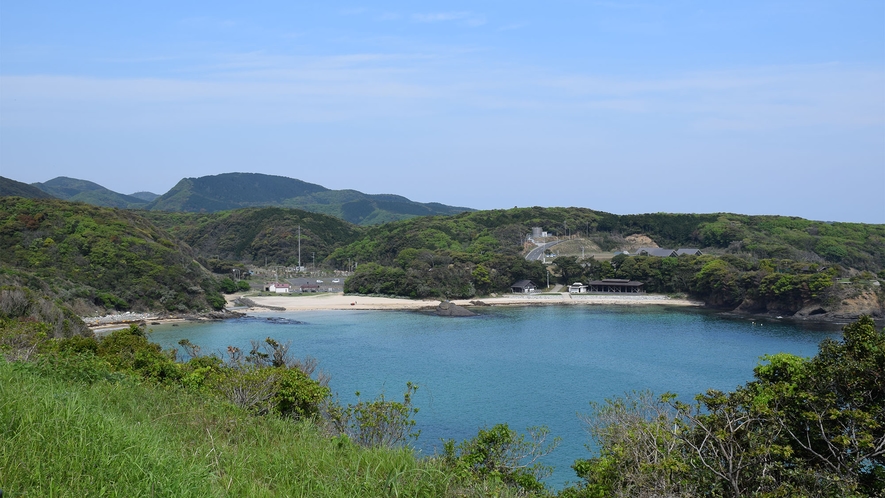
[569,316,884,497]
[0,197,223,312]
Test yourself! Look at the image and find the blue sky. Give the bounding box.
[1,1,883,223]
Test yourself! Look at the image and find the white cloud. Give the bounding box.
[411,12,486,26]
[1,49,881,136]
[338,7,367,16]
[497,23,527,32]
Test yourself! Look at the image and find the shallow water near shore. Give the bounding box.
[148,305,840,488]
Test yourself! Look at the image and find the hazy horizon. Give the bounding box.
[4,170,878,224]
[2,2,883,223]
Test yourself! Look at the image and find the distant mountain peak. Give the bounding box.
[31,176,149,209]
[146,172,472,225]
[0,176,57,199]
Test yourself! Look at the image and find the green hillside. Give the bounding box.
[332,207,884,312]
[331,207,884,269]
[144,207,363,268]
[145,172,472,225]
[129,191,160,202]
[0,176,57,199]
[32,176,149,209]
[0,197,224,313]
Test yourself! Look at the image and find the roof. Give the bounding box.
[588,280,644,287]
[636,248,677,257]
[675,248,702,255]
[511,280,536,288]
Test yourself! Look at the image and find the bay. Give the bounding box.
[147,305,840,488]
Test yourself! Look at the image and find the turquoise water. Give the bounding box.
[147,305,840,488]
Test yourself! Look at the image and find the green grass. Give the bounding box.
[0,358,498,497]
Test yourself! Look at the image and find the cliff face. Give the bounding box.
[734,283,884,323]
[792,288,884,322]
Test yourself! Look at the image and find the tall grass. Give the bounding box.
[0,358,506,497]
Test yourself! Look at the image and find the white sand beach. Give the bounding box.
[234,292,702,312]
[86,293,702,333]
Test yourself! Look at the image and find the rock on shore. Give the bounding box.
[435,301,477,317]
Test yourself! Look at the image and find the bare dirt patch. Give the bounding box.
[623,234,658,251]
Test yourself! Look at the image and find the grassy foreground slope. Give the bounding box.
[0,359,455,497]
[0,197,224,313]
[1,316,881,497]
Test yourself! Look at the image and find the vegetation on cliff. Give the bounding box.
[0,197,225,313]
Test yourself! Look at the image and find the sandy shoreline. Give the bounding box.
[234,292,702,312]
[84,293,701,333]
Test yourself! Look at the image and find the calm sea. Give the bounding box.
[147,305,840,488]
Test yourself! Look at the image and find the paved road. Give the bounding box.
[525,240,565,261]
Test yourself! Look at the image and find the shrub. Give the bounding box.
[325,382,421,448]
[442,423,559,493]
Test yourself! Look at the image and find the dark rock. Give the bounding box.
[435,301,477,317]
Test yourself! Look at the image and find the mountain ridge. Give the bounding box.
[0,176,57,200]
[31,176,149,209]
[10,172,472,225]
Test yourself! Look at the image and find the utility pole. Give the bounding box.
[312,252,315,270]
[298,225,301,270]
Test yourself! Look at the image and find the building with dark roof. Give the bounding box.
[510,280,537,293]
[586,279,644,293]
[634,247,703,257]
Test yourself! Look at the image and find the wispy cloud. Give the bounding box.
[1,44,880,136]
[376,12,402,21]
[177,17,238,29]
[497,23,527,32]
[338,7,367,16]
[412,12,486,27]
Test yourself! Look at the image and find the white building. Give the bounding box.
[266,282,290,293]
[568,282,588,293]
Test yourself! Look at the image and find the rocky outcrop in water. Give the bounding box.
[435,301,476,317]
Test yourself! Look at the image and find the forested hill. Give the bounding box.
[0,197,226,314]
[330,207,885,271]
[145,172,472,225]
[0,176,57,200]
[331,207,883,318]
[32,176,150,209]
[143,207,363,270]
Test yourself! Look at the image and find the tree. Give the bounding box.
[472,265,492,295]
[554,256,584,285]
[442,423,560,493]
[761,316,885,493]
[575,391,691,498]
[567,317,885,497]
